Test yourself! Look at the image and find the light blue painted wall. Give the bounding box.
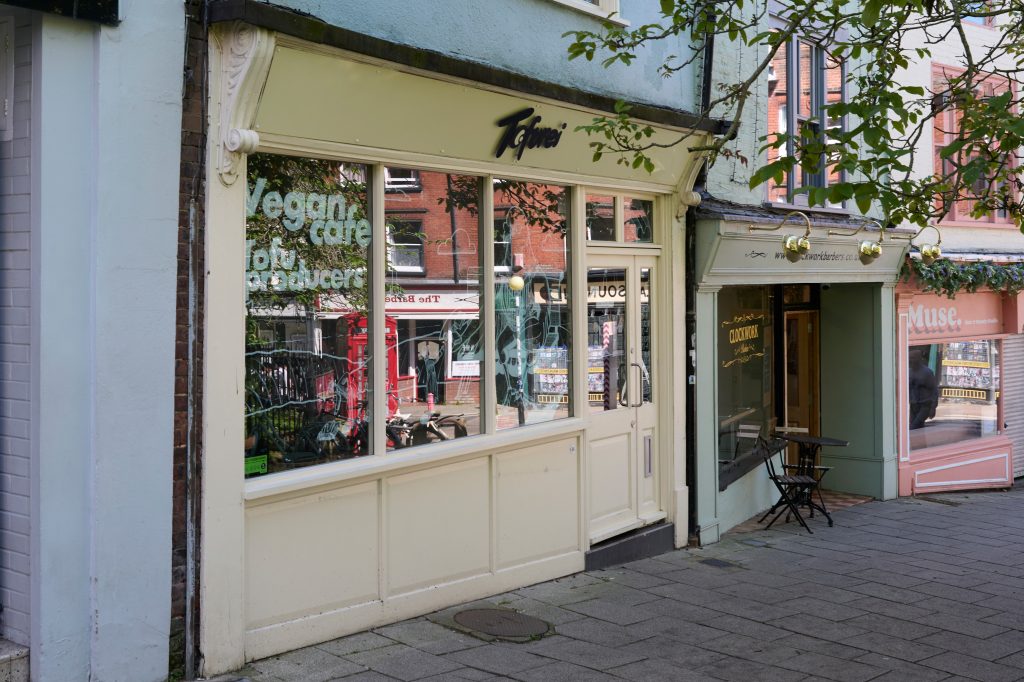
[258,0,699,113]
[30,1,183,679]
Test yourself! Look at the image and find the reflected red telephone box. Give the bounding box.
[336,314,399,418]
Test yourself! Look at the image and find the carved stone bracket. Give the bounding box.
[215,21,276,186]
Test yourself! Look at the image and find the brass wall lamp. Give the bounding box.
[891,224,942,265]
[748,210,812,262]
[828,219,885,265]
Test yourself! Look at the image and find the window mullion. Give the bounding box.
[370,163,388,455]
[481,176,496,435]
[787,37,798,199]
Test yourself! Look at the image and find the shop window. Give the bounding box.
[717,286,775,488]
[624,197,654,243]
[244,153,372,478]
[585,194,656,243]
[493,179,571,429]
[384,170,482,451]
[386,220,425,274]
[909,340,1001,451]
[766,35,845,206]
[585,194,615,241]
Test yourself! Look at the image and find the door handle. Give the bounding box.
[630,362,645,408]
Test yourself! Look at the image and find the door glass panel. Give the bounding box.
[587,267,627,413]
[640,267,653,404]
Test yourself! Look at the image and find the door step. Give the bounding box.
[0,639,28,681]
[585,522,674,571]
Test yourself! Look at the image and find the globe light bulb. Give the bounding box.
[508,274,526,292]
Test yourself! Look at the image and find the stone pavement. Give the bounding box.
[221,486,1024,682]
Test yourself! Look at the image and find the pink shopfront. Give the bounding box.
[896,286,1024,494]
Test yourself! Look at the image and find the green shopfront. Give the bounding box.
[693,204,908,542]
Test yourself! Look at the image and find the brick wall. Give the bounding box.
[0,17,33,648]
[170,1,206,676]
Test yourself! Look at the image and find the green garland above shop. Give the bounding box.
[902,257,1024,299]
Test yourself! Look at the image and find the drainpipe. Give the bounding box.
[686,19,716,546]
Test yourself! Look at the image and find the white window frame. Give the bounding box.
[547,0,629,26]
[384,167,422,192]
[386,219,426,274]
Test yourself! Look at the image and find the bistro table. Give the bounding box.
[776,432,849,527]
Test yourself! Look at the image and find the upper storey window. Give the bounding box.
[932,65,1014,225]
[766,35,845,207]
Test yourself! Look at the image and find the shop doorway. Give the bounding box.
[586,254,663,543]
[783,309,820,462]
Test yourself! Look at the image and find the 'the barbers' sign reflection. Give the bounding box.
[495,108,567,160]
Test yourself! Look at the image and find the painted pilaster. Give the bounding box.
[31,15,94,681]
[896,290,913,496]
[694,285,720,544]
[878,283,899,500]
[200,22,276,675]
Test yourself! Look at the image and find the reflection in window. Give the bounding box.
[717,286,774,468]
[586,194,615,241]
[384,169,482,451]
[624,198,654,243]
[244,154,372,478]
[387,220,425,273]
[494,180,571,428]
[909,340,1000,451]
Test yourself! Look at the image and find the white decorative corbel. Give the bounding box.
[215,21,276,186]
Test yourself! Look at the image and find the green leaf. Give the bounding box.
[855,194,873,214]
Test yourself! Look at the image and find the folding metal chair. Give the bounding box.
[757,436,818,534]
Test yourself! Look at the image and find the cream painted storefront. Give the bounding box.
[693,208,907,543]
[201,22,711,674]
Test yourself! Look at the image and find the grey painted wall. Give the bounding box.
[0,14,32,648]
[257,0,699,113]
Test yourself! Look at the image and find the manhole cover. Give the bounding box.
[699,558,739,569]
[453,608,549,638]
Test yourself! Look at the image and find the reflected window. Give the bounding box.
[385,167,421,192]
[386,219,425,274]
[909,340,1001,450]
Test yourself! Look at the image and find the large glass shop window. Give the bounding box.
[244,154,371,477]
[717,286,775,465]
[909,340,1001,451]
[384,169,482,450]
[493,180,571,428]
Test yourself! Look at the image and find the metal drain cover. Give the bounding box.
[699,558,738,569]
[453,608,549,638]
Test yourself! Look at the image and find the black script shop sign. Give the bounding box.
[495,108,567,161]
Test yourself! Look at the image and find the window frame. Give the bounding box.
[765,31,847,208]
[931,63,1016,227]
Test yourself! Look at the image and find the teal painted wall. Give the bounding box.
[257,0,699,113]
[819,283,897,498]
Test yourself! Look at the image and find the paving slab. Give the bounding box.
[227,486,1024,682]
